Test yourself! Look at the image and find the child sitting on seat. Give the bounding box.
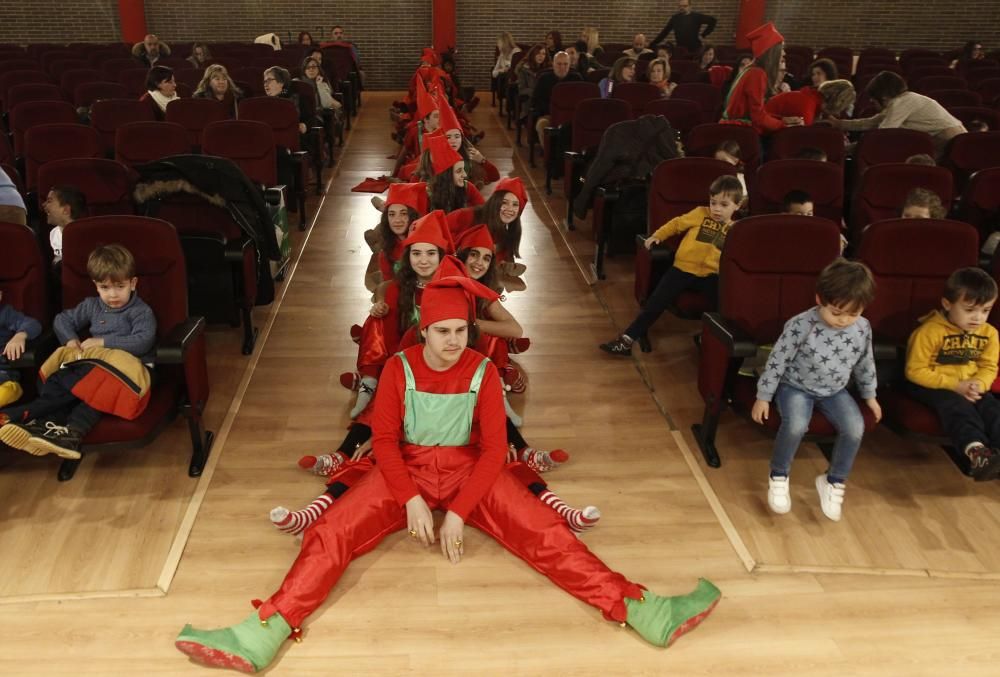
[0,244,156,459]
[752,259,880,521]
[783,190,814,216]
[599,175,743,355]
[901,187,946,219]
[905,267,1000,481]
[0,291,43,407]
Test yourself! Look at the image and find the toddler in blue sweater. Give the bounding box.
[0,292,43,407]
[0,244,156,459]
[751,259,881,521]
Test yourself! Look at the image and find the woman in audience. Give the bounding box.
[580,27,604,65]
[648,58,677,97]
[186,43,212,70]
[493,31,522,108]
[721,22,802,135]
[298,31,314,47]
[263,66,317,133]
[953,40,985,76]
[193,64,242,118]
[697,44,718,72]
[809,58,838,88]
[516,44,550,121]
[299,56,344,122]
[830,71,967,157]
[599,57,637,98]
[140,65,178,120]
[545,30,563,59]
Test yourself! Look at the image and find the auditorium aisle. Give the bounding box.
[2,93,998,676]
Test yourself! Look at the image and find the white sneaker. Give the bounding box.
[815,474,845,521]
[767,475,791,514]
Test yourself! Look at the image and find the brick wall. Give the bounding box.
[1,1,998,90]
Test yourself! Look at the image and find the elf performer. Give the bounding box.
[175,276,721,673]
[720,22,801,135]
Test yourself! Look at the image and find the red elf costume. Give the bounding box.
[720,22,787,135]
[765,87,824,125]
[397,78,440,172]
[176,276,721,674]
[424,133,485,211]
[374,181,429,284]
[447,176,527,265]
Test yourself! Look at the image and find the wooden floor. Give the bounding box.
[4,93,1000,675]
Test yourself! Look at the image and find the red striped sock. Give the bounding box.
[297,451,347,477]
[539,490,601,533]
[270,494,335,535]
[520,447,569,473]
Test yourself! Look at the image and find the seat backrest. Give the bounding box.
[644,98,701,136]
[959,167,1000,241]
[202,119,277,185]
[570,98,631,152]
[547,81,600,127]
[943,131,1000,186]
[322,45,357,81]
[851,163,953,238]
[0,60,44,76]
[751,159,844,222]
[61,215,188,336]
[719,214,843,342]
[899,50,943,70]
[36,157,134,220]
[238,96,300,151]
[10,99,78,155]
[610,82,662,117]
[817,46,854,76]
[164,97,227,149]
[784,45,815,63]
[647,157,737,234]
[913,75,967,93]
[117,68,150,96]
[855,128,935,172]
[23,123,102,191]
[115,121,191,168]
[926,88,981,108]
[668,60,700,83]
[5,82,63,113]
[0,68,51,100]
[858,218,979,343]
[686,123,762,175]
[671,82,722,123]
[0,221,49,325]
[767,125,846,164]
[90,98,156,152]
[968,68,1000,87]
[73,80,128,108]
[100,57,139,80]
[58,67,102,99]
[289,80,319,124]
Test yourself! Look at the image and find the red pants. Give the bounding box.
[258,445,643,628]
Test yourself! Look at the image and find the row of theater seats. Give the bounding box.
[0,217,212,481]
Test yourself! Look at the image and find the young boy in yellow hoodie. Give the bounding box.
[600,175,744,355]
[905,267,1000,481]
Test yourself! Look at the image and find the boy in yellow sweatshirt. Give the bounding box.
[600,175,744,355]
[905,267,1000,481]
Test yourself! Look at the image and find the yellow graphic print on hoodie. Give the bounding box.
[649,206,734,278]
[905,310,999,392]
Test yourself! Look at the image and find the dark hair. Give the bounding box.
[574,39,588,54]
[417,311,480,346]
[457,247,501,296]
[397,244,446,332]
[816,258,876,311]
[962,40,983,60]
[473,190,523,259]
[264,66,292,88]
[967,119,990,132]
[944,267,998,305]
[547,30,563,50]
[298,31,314,45]
[610,56,638,83]
[809,57,838,81]
[783,190,813,211]
[145,65,174,92]
[794,147,828,161]
[866,71,907,107]
[375,206,419,265]
[301,56,326,82]
[427,167,467,212]
[709,175,744,203]
[51,185,87,219]
[902,187,946,219]
[715,139,741,158]
[521,44,550,72]
[905,153,936,166]
[697,43,717,68]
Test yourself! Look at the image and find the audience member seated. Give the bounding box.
[297,31,315,48]
[263,66,317,134]
[599,57,637,98]
[783,189,814,216]
[43,185,86,264]
[967,119,990,132]
[905,153,936,166]
[713,140,747,199]
[193,64,242,119]
[624,33,653,59]
[900,187,947,219]
[831,71,967,158]
[0,290,41,408]
[795,147,828,161]
[516,45,549,121]
[648,58,677,98]
[565,43,586,75]
[952,39,986,76]
[532,50,583,143]
[0,166,26,225]
[299,57,344,120]
[493,32,522,94]
[132,34,170,67]
[579,27,604,66]
[697,44,719,72]
[809,58,838,87]
[544,31,563,59]
[141,65,179,121]
[187,43,212,70]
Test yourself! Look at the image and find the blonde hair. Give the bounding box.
[497,32,517,57]
[581,27,600,54]
[818,79,855,115]
[648,57,671,83]
[87,244,136,282]
[194,64,243,98]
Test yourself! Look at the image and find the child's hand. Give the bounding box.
[80,337,105,350]
[370,301,389,318]
[751,399,769,424]
[65,339,82,351]
[955,380,982,402]
[865,398,882,423]
[643,235,661,250]
[3,332,26,361]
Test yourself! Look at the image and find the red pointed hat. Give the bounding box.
[436,94,462,135]
[421,47,440,66]
[386,182,428,215]
[415,77,438,120]
[419,275,500,330]
[402,209,454,251]
[426,133,464,176]
[746,22,784,59]
[433,254,469,280]
[494,177,528,215]
[455,223,495,252]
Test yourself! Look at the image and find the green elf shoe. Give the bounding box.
[176,611,292,674]
[624,578,721,647]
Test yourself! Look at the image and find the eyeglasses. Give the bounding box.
[305,65,319,70]
[263,77,277,84]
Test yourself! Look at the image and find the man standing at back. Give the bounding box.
[532,51,584,143]
[650,0,717,53]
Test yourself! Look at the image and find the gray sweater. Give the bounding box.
[54,293,157,364]
[756,307,877,402]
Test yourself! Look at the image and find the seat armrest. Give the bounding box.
[8,332,58,369]
[155,317,206,364]
[873,341,902,362]
[702,312,759,358]
[634,234,675,262]
[263,185,287,206]
[564,150,587,165]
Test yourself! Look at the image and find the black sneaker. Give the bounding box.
[0,419,50,453]
[965,444,1000,481]
[599,337,633,356]
[25,421,83,460]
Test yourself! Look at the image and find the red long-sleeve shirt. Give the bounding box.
[722,66,785,135]
[371,345,508,520]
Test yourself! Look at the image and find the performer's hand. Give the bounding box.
[80,337,105,350]
[350,438,373,461]
[406,495,435,546]
[3,332,26,361]
[370,301,389,318]
[439,511,465,564]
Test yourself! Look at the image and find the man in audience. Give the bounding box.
[624,34,654,59]
[325,25,365,86]
[650,0,717,52]
[132,34,170,67]
[532,51,584,143]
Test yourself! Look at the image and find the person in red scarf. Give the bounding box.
[720,22,803,135]
[176,274,721,674]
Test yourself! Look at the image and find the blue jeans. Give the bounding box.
[769,384,865,483]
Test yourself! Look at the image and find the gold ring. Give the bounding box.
[408,529,417,537]
[454,540,463,547]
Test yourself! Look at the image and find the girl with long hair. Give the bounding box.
[721,23,803,135]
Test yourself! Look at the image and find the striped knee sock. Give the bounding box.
[520,447,570,473]
[269,494,335,535]
[297,451,348,477]
[538,489,601,533]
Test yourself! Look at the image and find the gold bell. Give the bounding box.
[293,629,303,644]
[640,595,646,603]
[260,619,268,626]
[619,621,627,628]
